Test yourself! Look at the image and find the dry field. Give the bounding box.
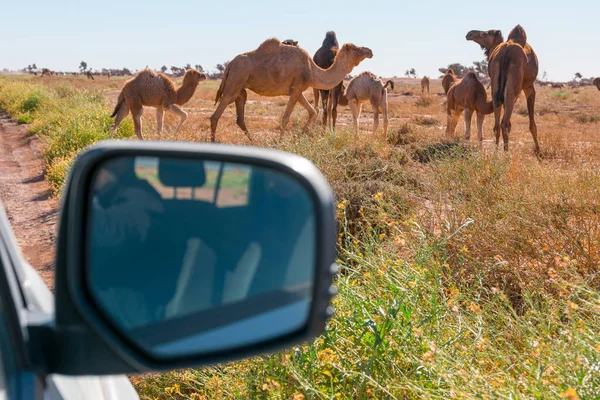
[1,73,600,398]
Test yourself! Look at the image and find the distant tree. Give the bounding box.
[194,64,204,72]
[541,71,548,82]
[26,65,33,74]
[32,63,37,70]
[184,63,191,70]
[79,61,88,73]
[160,66,168,74]
[472,59,488,79]
[404,68,417,78]
[438,63,469,78]
[574,72,583,81]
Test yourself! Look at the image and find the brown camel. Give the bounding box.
[466,25,540,153]
[442,69,458,94]
[86,70,95,80]
[593,78,600,91]
[446,72,494,146]
[111,68,207,140]
[210,38,372,142]
[40,68,52,77]
[421,76,430,93]
[312,31,346,129]
[341,72,394,136]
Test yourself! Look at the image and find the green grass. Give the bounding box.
[0,76,133,195]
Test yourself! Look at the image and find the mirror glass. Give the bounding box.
[86,156,316,357]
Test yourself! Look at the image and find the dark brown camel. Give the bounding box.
[313,31,345,129]
[466,25,540,153]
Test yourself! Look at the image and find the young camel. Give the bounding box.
[446,72,494,146]
[111,68,207,140]
[342,72,394,136]
[466,25,540,153]
[211,38,372,142]
[442,69,458,94]
[421,76,430,93]
[594,78,600,91]
[312,31,345,129]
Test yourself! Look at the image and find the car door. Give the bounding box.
[0,204,44,400]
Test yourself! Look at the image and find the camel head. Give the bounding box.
[183,68,207,86]
[594,78,600,91]
[338,44,373,68]
[466,29,504,53]
[323,31,339,48]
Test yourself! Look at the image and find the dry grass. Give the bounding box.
[2,74,600,399]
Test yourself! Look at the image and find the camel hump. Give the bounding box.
[257,38,283,53]
[507,25,527,47]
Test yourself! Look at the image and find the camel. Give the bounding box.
[445,72,494,146]
[40,68,52,77]
[421,76,430,93]
[442,69,458,94]
[86,70,95,80]
[210,38,372,142]
[593,78,600,91]
[341,72,394,136]
[466,25,540,153]
[312,31,346,129]
[111,68,207,140]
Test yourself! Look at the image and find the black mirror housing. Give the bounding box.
[32,141,337,375]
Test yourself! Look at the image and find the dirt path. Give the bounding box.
[0,111,57,289]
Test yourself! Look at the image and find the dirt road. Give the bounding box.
[0,111,57,289]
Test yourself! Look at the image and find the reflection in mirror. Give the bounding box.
[86,156,316,357]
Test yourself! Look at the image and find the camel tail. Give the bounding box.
[383,80,395,91]
[214,66,231,106]
[110,91,125,118]
[494,51,511,105]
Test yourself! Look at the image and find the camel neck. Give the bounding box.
[176,80,198,105]
[310,55,350,91]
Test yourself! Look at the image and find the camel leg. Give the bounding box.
[331,85,341,130]
[234,89,252,142]
[167,105,188,136]
[381,96,389,137]
[349,99,359,135]
[280,89,302,134]
[463,108,473,142]
[501,97,516,152]
[298,94,317,133]
[493,104,502,149]
[326,91,335,130]
[321,90,329,126]
[111,104,130,132]
[313,89,320,116]
[210,92,239,142]
[131,105,144,140]
[446,109,461,142]
[371,100,380,135]
[523,85,541,154]
[156,108,164,136]
[476,111,485,148]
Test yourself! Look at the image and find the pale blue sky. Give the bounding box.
[1,0,597,81]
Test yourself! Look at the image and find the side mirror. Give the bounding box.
[44,141,337,374]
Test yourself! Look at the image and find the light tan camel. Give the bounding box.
[210,38,373,142]
[594,78,600,91]
[446,72,494,146]
[466,25,540,153]
[111,68,207,140]
[421,76,430,93]
[341,72,394,136]
[442,69,458,94]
